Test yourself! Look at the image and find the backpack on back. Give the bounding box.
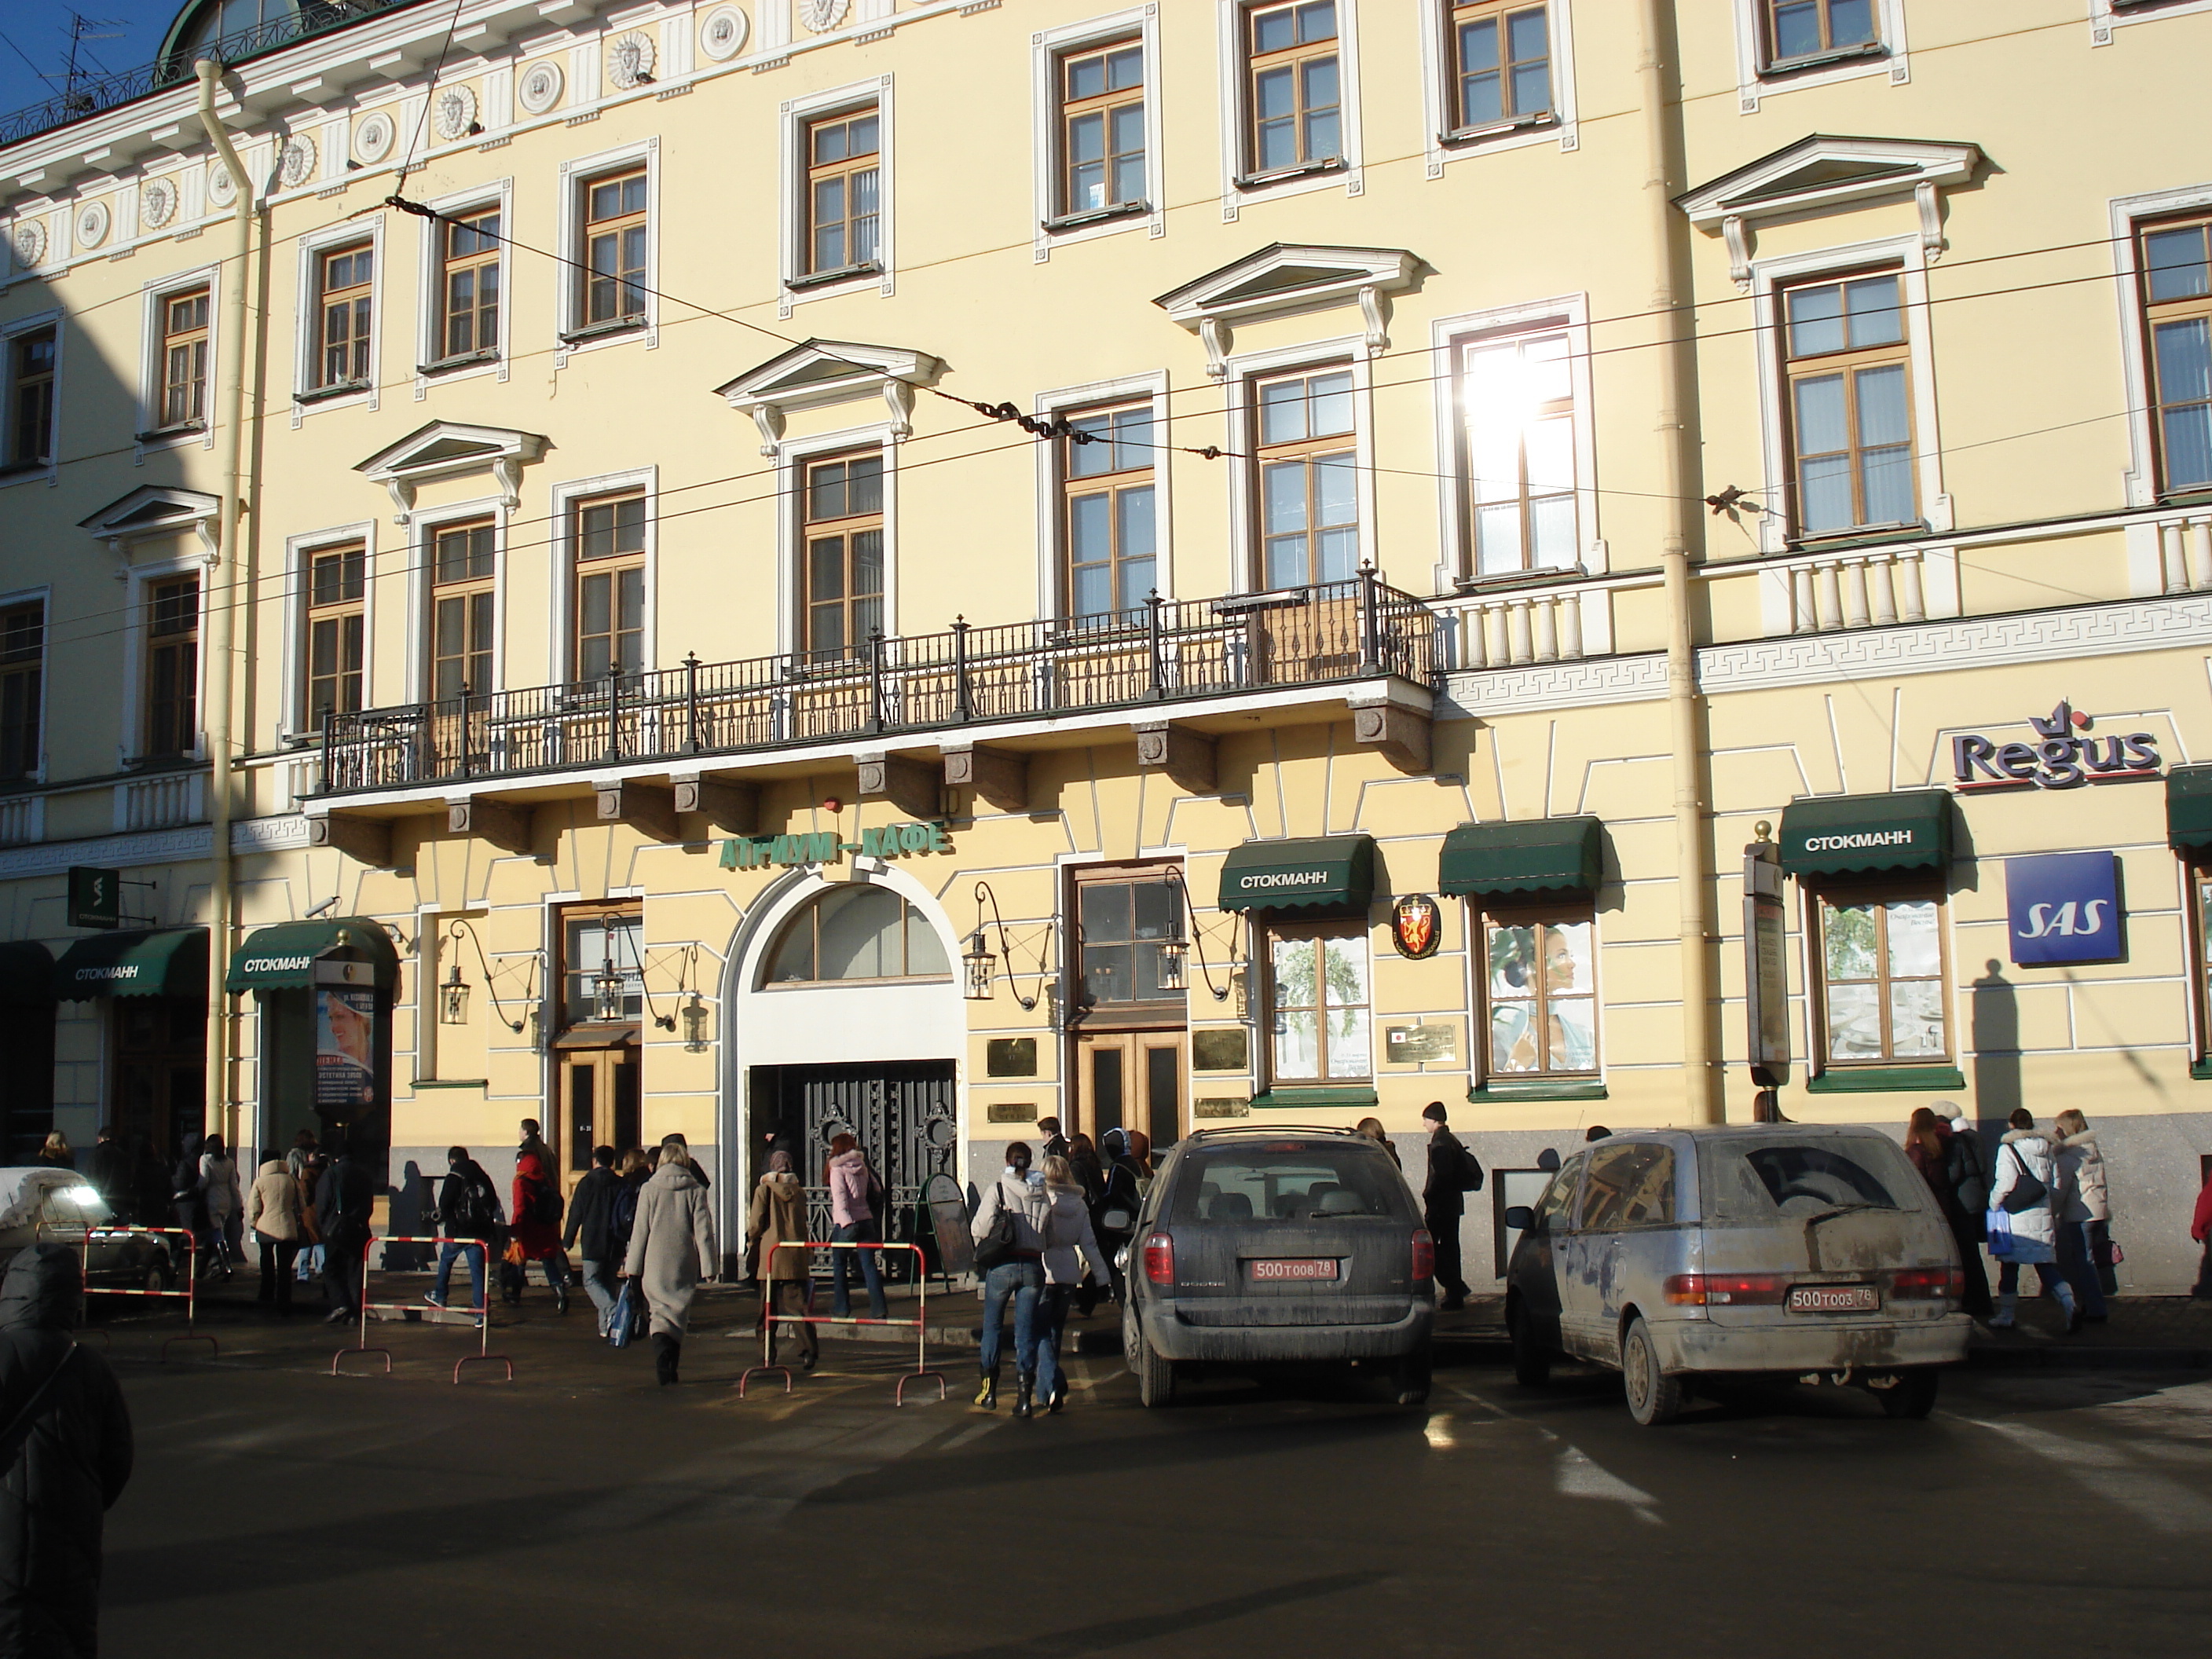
[526,1177,562,1228]
[463,1173,502,1236]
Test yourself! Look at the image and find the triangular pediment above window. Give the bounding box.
[1152,244,1421,328]
[1675,134,1981,227]
[353,422,549,524]
[714,340,944,456]
[78,486,222,543]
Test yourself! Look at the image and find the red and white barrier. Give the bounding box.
[740,1239,947,1405]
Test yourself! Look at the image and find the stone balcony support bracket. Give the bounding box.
[670,772,760,834]
[1134,722,1219,794]
[857,751,941,819]
[1347,693,1434,775]
[594,778,681,844]
[941,743,1031,812]
[446,795,536,857]
[306,810,394,868]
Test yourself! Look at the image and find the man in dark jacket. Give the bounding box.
[314,1141,375,1324]
[427,1148,500,1316]
[0,1243,133,1659]
[562,1145,623,1335]
[1421,1103,1483,1312]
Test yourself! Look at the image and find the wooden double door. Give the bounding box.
[558,1046,639,1181]
[1075,1031,1185,1152]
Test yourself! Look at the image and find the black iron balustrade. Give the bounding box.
[0,2,419,149]
[316,573,1440,797]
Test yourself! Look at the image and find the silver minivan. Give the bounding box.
[1503,1126,1970,1425]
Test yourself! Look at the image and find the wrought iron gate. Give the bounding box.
[789,1062,958,1276]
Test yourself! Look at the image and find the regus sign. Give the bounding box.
[2005,851,2122,966]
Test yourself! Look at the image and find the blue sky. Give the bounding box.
[0,2,190,123]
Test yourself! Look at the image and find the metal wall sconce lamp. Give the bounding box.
[441,918,526,1032]
[1159,866,1235,1002]
[964,880,1044,1009]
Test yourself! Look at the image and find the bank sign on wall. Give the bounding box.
[2006,851,2123,967]
[1953,701,2160,791]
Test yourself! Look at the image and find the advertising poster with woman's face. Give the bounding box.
[316,987,376,1107]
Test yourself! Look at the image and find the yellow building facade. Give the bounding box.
[5,0,2212,1285]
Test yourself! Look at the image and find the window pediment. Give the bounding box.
[1152,244,1421,378]
[79,486,222,569]
[715,339,943,456]
[353,420,548,525]
[1675,135,1983,287]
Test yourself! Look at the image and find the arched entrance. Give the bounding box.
[720,868,965,1249]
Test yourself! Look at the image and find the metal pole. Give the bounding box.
[1357,563,1382,674]
[1147,591,1166,700]
[1638,0,1720,1123]
[684,653,701,752]
[952,618,972,722]
[868,629,886,732]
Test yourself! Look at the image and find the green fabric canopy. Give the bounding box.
[53,928,207,1000]
[2167,765,2212,851]
[1217,836,1375,912]
[1437,816,1604,898]
[226,917,398,992]
[1778,791,1952,877]
[0,941,53,1005]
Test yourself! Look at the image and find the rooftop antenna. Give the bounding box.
[60,13,126,111]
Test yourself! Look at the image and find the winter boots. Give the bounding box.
[973,1365,1000,1410]
[1987,1294,2016,1329]
[652,1333,681,1386]
[1013,1372,1036,1419]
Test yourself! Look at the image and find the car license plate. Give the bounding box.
[1249,1258,1338,1281]
[1787,1283,1879,1313]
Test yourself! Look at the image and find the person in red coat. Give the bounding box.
[2192,1164,2212,1299]
[507,1147,571,1313]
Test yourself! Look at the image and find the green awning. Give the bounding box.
[53,928,207,1001]
[0,941,53,1005]
[2168,765,2212,850]
[1438,816,1603,898]
[1778,791,1952,877]
[1217,835,1375,912]
[226,917,398,992]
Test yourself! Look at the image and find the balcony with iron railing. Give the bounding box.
[0,1,421,150]
[313,573,1438,800]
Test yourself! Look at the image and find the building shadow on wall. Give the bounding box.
[1970,960,2019,1140]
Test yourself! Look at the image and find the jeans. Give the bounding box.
[255,1234,297,1310]
[2086,1219,2119,1297]
[295,1243,324,1281]
[434,1241,486,1307]
[1027,1284,1072,1400]
[1998,1258,2075,1313]
[2059,1221,2108,1319]
[979,1260,1043,1375]
[830,1220,888,1320]
[579,1258,621,1332]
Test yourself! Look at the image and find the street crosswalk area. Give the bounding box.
[101,1347,2212,1659]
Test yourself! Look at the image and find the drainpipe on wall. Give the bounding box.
[1637,1,1722,1122]
[195,58,252,1152]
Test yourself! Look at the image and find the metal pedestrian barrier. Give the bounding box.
[741,1239,946,1405]
[76,1226,216,1360]
[330,1236,513,1383]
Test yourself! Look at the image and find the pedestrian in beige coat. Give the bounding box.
[244,1157,306,1314]
[621,1133,719,1385]
[746,1150,817,1370]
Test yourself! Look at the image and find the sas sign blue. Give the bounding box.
[2006,851,2122,966]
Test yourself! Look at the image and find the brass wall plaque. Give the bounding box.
[1385,1021,1461,1065]
[1192,1028,1250,1072]
[986,1037,1038,1078]
[985,1101,1038,1124]
[1194,1097,1251,1119]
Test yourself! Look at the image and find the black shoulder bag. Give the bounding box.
[1999,1146,2049,1214]
[972,1185,1020,1273]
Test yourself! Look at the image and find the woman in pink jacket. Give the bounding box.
[826,1133,887,1322]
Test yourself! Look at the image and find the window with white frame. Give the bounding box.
[1063,405,1158,616]
[572,491,646,683]
[1447,0,1555,132]
[1242,0,1343,178]
[435,205,502,364]
[143,573,200,760]
[1057,38,1146,220]
[801,451,884,662]
[1254,366,1360,589]
[1460,328,1579,576]
[1762,0,1881,69]
[801,105,882,281]
[1265,923,1372,1084]
[156,286,211,432]
[1779,269,1917,537]
[310,242,373,393]
[3,327,55,471]
[1810,884,1949,1069]
[1731,0,1903,106]
[2137,215,2212,496]
[302,544,365,731]
[428,519,495,703]
[0,600,43,781]
[577,168,648,332]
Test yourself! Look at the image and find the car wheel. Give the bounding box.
[1136,1324,1177,1408]
[1392,1346,1431,1407]
[143,1263,165,1295]
[1876,1368,1940,1420]
[1621,1316,1683,1427]
[1509,1304,1551,1390]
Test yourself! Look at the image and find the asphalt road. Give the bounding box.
[97,1311,2212,1658]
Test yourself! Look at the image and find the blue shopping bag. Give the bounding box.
[608,1280,635,1349]
[1984,1207,2015,1261]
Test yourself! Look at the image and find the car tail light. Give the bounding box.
[1664,1273,1790,1306]
[1142,1232,1175,1286]
[1889,1267,1965,1302]
[1411,1229,1435,1283]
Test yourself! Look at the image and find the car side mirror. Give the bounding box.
[1503,1206,1536,1232]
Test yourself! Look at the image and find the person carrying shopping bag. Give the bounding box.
[1987,1109,2078,1333]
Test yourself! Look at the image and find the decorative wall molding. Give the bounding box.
[0,812,309,881]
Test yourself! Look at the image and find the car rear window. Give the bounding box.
[1170,1144,1406,1225]
[1702,1137,1915,1222]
